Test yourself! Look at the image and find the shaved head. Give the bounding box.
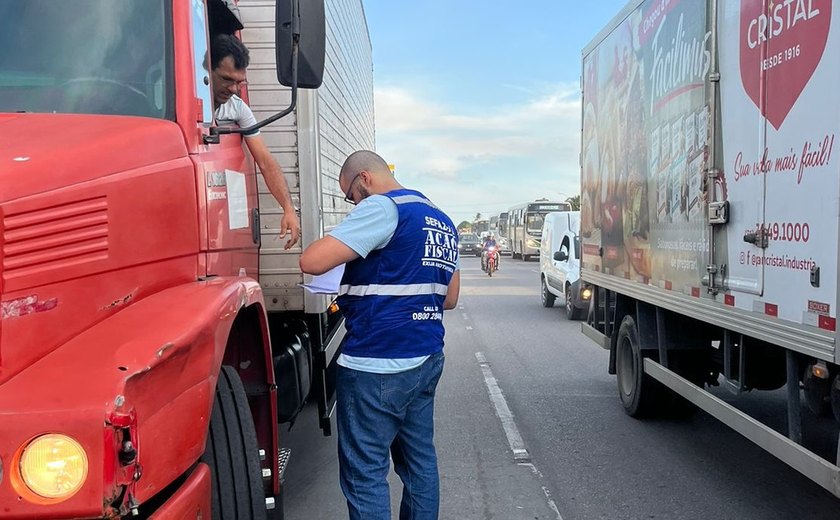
[340,150,391,184]
[339,150,402,203]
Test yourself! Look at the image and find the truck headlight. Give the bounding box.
[581,287,592,300]
[19,434,88,500]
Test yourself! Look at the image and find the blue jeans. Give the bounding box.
[337,352,445,520]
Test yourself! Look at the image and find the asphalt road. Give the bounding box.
[280,256,840,519]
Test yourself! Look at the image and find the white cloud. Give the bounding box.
[374,83,583,222]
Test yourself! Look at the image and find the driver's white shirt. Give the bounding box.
[214,95,260,137]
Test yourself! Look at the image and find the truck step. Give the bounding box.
[278,447,291,482]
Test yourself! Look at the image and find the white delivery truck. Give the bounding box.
[539,211,591,319]
[581,0,840,497]
[240,0,374,434]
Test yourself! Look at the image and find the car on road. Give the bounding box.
[539,211,590,319]
[459,233,482,256]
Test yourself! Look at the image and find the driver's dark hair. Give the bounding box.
[211,34,250,70]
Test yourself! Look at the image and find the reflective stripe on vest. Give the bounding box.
[391,194,441,209]
[339,282,449,297]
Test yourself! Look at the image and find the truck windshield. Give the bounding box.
[0,0,171,118]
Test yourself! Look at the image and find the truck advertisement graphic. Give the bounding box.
[581,0,711,292]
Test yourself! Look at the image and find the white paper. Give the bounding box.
[300,264,345,294]
[225,169,249,230]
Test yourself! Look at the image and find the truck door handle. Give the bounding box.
[252,208,261,245]
[743,229,768,248]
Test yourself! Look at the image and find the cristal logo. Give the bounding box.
[740,0,831,129]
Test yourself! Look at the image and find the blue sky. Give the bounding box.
[364,0,628,225]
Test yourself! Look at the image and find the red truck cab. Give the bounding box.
[0,1,323,518]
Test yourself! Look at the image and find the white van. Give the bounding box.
[539,211,591,319]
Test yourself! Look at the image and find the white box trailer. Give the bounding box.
[239,0,374,434]
[580,0,840,496]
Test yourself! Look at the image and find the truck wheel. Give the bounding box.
[615,315,662,417]
[541,277,556,307]
[202,366,268,520]
[565,284,583,320]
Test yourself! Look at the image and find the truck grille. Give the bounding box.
[3,196,109,280]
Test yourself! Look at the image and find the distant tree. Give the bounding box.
[457,221,472,232]
[566,195,581,211]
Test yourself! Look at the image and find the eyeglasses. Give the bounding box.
[343,173,362,205]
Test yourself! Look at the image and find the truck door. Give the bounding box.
[729,0,838,329]
[191,2,259,278]
[717,0,768,297]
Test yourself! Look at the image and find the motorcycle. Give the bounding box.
[484,247,497,277]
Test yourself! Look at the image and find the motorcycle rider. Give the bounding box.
[481,233,500,272]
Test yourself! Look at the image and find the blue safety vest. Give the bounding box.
[337,189,457,358]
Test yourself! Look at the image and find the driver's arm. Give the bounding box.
[245,135,301,250]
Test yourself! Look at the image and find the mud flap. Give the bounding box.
[313,319,345,436]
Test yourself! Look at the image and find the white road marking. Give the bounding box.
[466,326,473,330]
[476,352,564,520]
[540,484,565,520]
[530,269,539,273]
[462,313,469,320]
[475,352,529,462]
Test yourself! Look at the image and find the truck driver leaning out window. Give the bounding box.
[210,33,300,249]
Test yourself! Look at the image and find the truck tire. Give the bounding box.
[615,315,662,417]
[541,277,556,307]
[202,366,268,520]
[565,283,583,320]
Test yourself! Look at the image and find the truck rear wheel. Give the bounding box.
[541,277,555,307]
[202,366,268,520]
[615,315,662,417]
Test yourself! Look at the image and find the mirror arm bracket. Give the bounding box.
[205,0,301,147]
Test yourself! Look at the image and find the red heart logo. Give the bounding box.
[740,0,831,130]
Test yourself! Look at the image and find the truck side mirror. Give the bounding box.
[276,0,325,88]
[554,251,568,262]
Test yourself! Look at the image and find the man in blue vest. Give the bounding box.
[300,150,460,520]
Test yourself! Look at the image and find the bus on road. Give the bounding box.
[508,200,571,260]
[497,211,509,240]
[473,218,490,237]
